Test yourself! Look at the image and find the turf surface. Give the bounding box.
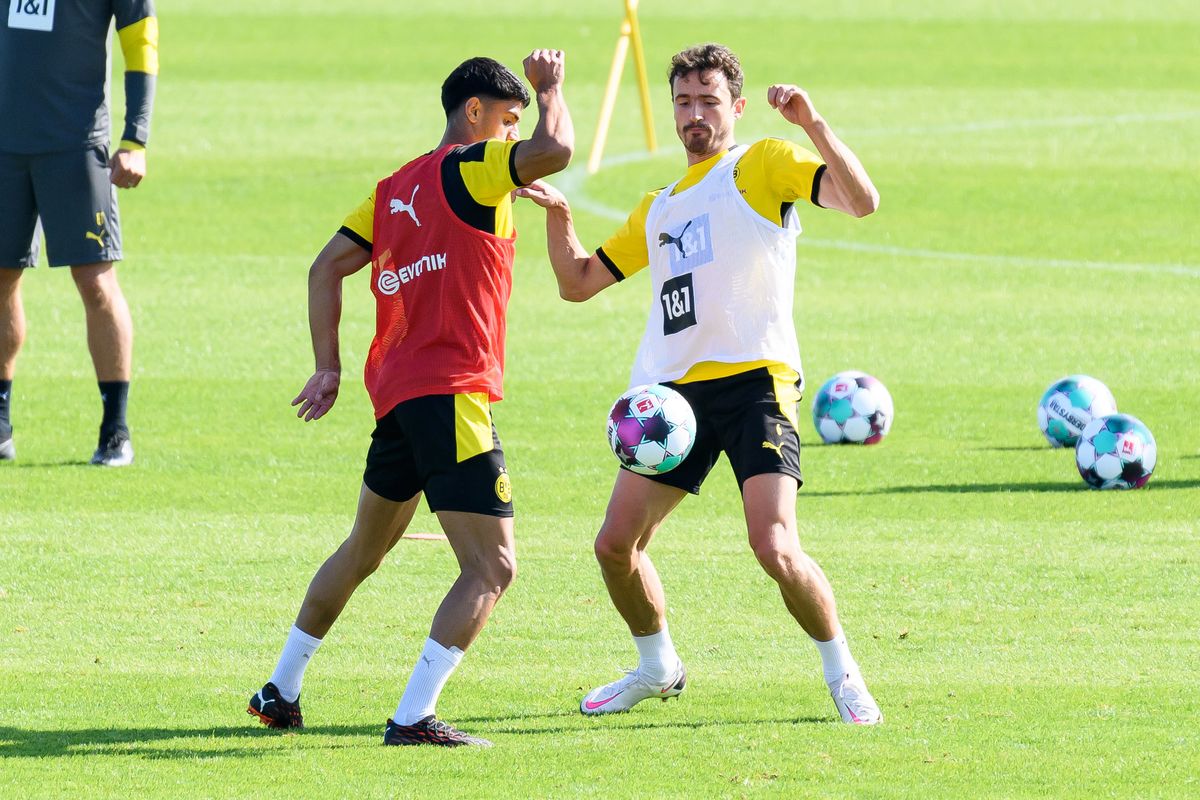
[2,2,1198,797]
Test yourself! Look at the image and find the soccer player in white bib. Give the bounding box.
[518,43,883,724]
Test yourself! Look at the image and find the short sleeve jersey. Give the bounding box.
[595,138,825,383]
[0,0,158,153]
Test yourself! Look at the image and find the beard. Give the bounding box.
[682,124,714,154]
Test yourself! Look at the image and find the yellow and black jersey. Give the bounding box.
[0,0,158,153]
[595,138,824,385]
[339,139,525,250]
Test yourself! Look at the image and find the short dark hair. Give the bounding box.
[441,57,531,116]
[668,43,744,101]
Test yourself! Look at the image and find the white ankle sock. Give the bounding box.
[634,625,680,682]
[269,624,323,702]
[394,638,464,725]
[812,629,859,686]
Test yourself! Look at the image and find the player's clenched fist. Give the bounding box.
[767,84,821,128]
[523,49,566,93]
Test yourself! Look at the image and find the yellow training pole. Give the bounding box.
[586,14,632,174]
[626,0,657,154]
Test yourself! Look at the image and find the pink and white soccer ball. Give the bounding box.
[606,384,697,475]
[812,370,894,445]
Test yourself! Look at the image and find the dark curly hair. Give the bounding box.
[441,57,530,116]
[667,43,744,101]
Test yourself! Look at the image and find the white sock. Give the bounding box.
[812,629,859,686]
[634,625,681,682]
[394,638,464,725]
[268,624,323,702]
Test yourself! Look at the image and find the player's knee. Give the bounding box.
[72,266,122,308]
[471,545,517,596]
[594,529,638,572]
[750,526,801,580]
[74,277,115,310]
[491,548,518,593]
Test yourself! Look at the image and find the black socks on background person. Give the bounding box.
[0,379,12,438]
[98,380,130,439]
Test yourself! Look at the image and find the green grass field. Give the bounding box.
[3,1,1199,797]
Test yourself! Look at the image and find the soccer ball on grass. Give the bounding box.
[812,371,894,445]
[1075,413,1157,490]
[1037,375,1117,448]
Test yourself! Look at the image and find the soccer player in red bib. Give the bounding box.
[248,51,573,747]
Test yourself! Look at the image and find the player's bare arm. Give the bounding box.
[512,49,574,184]
[767,84,879,218]
[292,233,370,421]
[516,180,617,302]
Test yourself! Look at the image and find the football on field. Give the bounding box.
[1037,374,1117,448]
[1075,413,1157,490]
[812,371,894,445]
[607,384,697,475]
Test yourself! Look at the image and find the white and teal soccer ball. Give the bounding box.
[1075,414,1157,490]
[812,371,894,445]
[607,384,697,475]
[1037,375,1117,448]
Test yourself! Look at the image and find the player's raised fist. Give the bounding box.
[523,49,566,93]
[767,84,821,128]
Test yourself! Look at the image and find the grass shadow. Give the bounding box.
[802,478,1200,496]
[450,711,829,736]
[969,445,1049,452]
[13,459,92,468]
[0,714,829,759]
[0,724,374,760]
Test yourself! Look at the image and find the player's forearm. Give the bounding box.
[544,204,593,301]
[524,88,575,181]
[307,264,344,372]
[117,16,158,147]
[121,72,156,147]
[802,117,879,217]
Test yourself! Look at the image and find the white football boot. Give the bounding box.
[829,671,882,725]
[580,663,687,715]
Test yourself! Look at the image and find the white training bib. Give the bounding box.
[629,145,805,386]
[7,0,55,32]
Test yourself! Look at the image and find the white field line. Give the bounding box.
[558,111,1200,278]
[848,109,1200,137]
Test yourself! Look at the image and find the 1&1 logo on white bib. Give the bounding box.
[8,0,55,32]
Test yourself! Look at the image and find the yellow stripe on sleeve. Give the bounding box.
[596,190,657,279]
[341,191,375,245]
[460,140,520,205]
[117,16,159,75]
[733,139,824,224]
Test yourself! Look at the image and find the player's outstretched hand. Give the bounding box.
[523,49,566,94]
[767,84,821,128]
[514,180,568,210]
[292,369,340,421]
[109,148,147,189]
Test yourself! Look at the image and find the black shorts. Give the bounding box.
[637,366,804,495]
[363,392,513,517]
[0,145,122,268]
